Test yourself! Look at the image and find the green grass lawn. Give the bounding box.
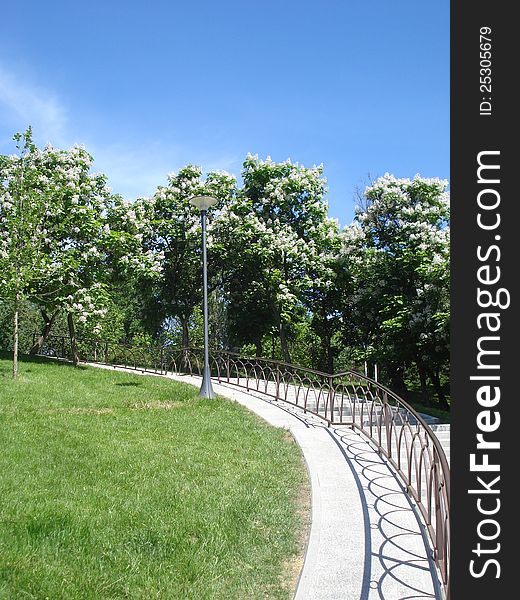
[400,389,451,423]
[0,353,309,599]
[407,399,451,423]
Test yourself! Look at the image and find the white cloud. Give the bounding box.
[204,154,241,174]
[0,62,242,200]
[84,140,242,201]
[0,63,68,145]
[85,140,178,200]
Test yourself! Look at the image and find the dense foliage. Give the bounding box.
[0,131,450,408]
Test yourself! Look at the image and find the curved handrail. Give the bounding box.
[33,334,450,599]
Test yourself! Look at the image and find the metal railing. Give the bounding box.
[33,334,450,598]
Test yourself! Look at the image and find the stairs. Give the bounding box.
[429,423,451,466]
[416,413,450,466]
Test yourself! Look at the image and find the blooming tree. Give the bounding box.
[0,129,55,376]
[214,154,338,362]
[339,174,450,406]
[1,129,163,368]
[211,200,279,356]
[26,142,114,363]
[139,165,237,347]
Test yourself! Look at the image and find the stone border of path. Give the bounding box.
[87,363,443,599]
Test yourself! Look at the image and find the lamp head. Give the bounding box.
[189,195,218,211]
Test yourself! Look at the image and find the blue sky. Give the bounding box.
[0,0,449,226]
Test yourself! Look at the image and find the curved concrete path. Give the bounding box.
[89,364,443,599]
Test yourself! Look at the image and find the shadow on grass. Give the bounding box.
[115,382,143,387]
[0,350,88,371]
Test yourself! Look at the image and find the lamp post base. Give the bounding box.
[199,364,216,399]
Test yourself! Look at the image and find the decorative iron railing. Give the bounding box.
[33,334,450,598]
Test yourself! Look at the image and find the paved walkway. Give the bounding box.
[89,364,442,599]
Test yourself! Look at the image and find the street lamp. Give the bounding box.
[189,195,217,398]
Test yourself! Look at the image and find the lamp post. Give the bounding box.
[189,195,217,398]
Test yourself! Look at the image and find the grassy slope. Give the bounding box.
[0,354,309,599]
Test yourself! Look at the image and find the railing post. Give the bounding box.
[382,391,391,457]
[226,354,230,383]
[275,365,280,401]
[328,376,335,425]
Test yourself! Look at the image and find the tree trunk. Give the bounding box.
[316,337,332,373]
[388,364,407,394]
[12,294,20,379]
[325,335,334,374]
[180,316,190,373]
[181,317,189,349]
[29,310,59,355]
[429,367,450,411]
[67,313,80,366]
[279,250,292,364]
[254,338,263,358]
[416,360,431,407]
[279,321,291,364]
